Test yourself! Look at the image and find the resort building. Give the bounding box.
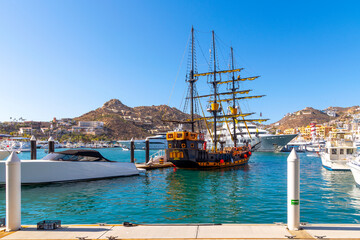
[71,121,105,135]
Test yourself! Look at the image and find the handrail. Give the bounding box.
[150,149,165,159]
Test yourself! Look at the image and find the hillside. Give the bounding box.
[269,106,360,132]
[75,99,193,139]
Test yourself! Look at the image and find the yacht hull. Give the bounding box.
[257,134,298,152]
[348,162,360,185]
[320,153,351,171]
[0,160,139,184]
[119,140,166,150]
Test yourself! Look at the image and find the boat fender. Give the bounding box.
[220,159,224,164]
[244,154,248,158]
[248,151,252,156]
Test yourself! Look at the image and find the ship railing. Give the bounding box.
[150,149,165,159]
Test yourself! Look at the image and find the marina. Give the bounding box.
[1,149,360,225]
[1,1,360,238]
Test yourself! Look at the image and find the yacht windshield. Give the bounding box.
[42,150,112,162]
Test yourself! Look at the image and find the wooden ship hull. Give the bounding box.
[162,27,266,170]
[165,131,251,169]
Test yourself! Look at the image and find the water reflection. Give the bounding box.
[164,165,252,223]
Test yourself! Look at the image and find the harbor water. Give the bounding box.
[0,149,360,224]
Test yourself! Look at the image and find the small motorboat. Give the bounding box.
[0,150,141,184]
[320,132,357,171]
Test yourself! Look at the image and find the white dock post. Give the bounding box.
[6,152,21,231]
[287,148,300,230]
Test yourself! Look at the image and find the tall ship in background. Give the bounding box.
[163,27,266,168]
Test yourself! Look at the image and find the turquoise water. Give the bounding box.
[1,149,360,224]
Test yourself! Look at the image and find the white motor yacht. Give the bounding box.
[0,150,141,184]
[206,122,297,152]
[348,155,360,185]
[320,132,357,171]
[118,134,167,150]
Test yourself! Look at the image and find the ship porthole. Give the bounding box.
[181,143,186,148]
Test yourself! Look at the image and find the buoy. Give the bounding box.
[249,151,252,156]
[244,154,248,158]
[220,159,224,164]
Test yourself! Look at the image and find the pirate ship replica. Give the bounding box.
[164,27,267,169]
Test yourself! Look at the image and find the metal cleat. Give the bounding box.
[97,223,106,226]
[106,236,119,240]
[314,235,326,239]
[123,221,138,227]
[274,222,284,225]
[285,235,296,239]
[76,237,90,240]
[300,222,308,226]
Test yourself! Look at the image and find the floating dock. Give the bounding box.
[135,162,174,170]
[1,224,360,239]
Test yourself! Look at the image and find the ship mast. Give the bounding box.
[189,27,195,132]
[212,30,218,152]
[231,47,237,147]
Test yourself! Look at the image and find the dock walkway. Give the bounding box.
[1,224,360,240]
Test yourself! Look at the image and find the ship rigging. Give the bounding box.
[163,27,267,169]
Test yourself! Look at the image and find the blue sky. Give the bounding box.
[1,0,359,123]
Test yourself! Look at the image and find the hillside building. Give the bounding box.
[284,124,334,140]
[71,121,105,135]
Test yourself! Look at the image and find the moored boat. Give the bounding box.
[0,149,141,184]
[348,156,360,185]
[164,27,263,169]
[319,132,357,171]
[166,131,251,169]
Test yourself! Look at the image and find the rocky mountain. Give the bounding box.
[74,99,193,139]
[269,106,360,132]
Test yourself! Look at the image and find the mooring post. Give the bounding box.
[48,136,55,153]
[6,152,21,231]
[130,138,135,163]
[145,138,150,163]
[287,148,300,230]
[30,135,37,160]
